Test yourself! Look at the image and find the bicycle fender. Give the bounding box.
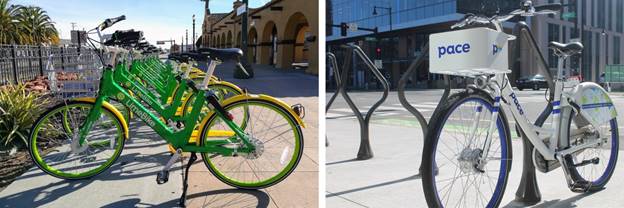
[570,82,617,128]
[73,97,130,139]
[198,94,306,129]
[213,80,243,94]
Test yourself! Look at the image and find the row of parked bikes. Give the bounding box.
[329,1,619,207]
[26,15,306,206]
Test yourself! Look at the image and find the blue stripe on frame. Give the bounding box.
[581,103,614,109]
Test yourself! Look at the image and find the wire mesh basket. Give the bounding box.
[47,48,102,99]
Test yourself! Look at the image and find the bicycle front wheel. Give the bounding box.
[29,100,126,179]
[422,91,512,208]
[199,98,303,189]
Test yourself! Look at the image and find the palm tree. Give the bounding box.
[0,0,25,44]
[15,6,59,45]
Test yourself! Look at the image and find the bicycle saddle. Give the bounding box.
[168,53,187,63]
[548,41,583,56]
[180,52,209,62]
[104,29,143,46]
[197,47,243,61]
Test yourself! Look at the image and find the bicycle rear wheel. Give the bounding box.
[199,98,303,189]
[422,91,511,208]
[29,100,126,179]
[562,111,619,191]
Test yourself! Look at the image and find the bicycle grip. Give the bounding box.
[535,3,562,12]
[186,80,199,92]
[100,15,126,31]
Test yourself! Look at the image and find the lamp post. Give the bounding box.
[192,14,196,50]
[373,6,392,31]
[235,0,254,79]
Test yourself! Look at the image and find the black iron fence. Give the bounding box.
[0,44,100,85]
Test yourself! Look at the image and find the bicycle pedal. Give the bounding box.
[569,180,592,193]
[156,171,169,184]
[571,157,599,167]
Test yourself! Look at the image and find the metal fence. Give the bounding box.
[0,44,102,98]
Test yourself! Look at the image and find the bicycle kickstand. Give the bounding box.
[179,152,197,207]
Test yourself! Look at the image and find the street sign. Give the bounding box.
[562,12,576,19]
[364,37,377,41]
[348,23,358,32]
[70,30,86,45]
[605,65,624,82]
[236,3,247,16]
[156,41,165,45]
[374,60,383,69]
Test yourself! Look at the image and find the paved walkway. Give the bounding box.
[0,64,318,208]
[326,90,624,208]
[187,62,319,207]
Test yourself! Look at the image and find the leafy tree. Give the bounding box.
[15,5,59,45]
[0,0,59,45]
[0,0,25,44]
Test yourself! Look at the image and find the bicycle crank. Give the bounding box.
[556,154,593,193]
[156,148,182,185]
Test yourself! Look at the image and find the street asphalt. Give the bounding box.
[0,63,319,208]
[326,89,624,208]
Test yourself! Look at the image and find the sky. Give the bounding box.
[10,0,270,48]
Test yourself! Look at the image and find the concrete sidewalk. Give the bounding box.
[185,63,319,208]
[0,64,319,208]
[0,121,184,208]
[326,90,624,208]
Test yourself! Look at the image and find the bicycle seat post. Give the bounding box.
[200,58,221,90]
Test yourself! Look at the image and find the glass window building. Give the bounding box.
[327,0,624,90]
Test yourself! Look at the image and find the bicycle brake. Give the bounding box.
[156,148,182,185]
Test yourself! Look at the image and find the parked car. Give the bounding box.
[516,74,547,91]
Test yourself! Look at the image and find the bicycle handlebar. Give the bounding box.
[451,1,560,30]
[99,15,126,31]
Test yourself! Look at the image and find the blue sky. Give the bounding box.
[10,0,269,47]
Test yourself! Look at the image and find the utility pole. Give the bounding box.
[185,29,188,52]
[71,22,77,31]
[235,0,254,78]
[192,14,196,50]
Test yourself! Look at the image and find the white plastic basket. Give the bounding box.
[429,27,512,76]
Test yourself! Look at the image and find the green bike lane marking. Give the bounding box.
[371,117,519,137]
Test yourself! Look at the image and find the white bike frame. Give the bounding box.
[479,71,602,162]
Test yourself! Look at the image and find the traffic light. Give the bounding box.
[340,22,348,37]
[376,47,381,57]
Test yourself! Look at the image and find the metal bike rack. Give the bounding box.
[326,44,390,160]
[325,52,340,147]
[396,42,450,174]
[511,21,556,205]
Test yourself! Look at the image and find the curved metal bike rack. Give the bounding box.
[396,42,450,174]
[326,52,340,147]
[511,21,556,205]
[326,44,390,160]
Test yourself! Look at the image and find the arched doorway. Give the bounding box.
[283,12,310,69]
[236,31,241,48]
[227,31,233,48]
[261,21,278,65]
[220,33,226,48]
[248,27,258,63]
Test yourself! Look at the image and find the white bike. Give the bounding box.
[421,1,619,207]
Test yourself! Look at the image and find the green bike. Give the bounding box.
[28,15,305,205]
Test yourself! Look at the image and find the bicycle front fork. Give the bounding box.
[77,96,107,146]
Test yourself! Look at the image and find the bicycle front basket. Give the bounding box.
[429,27,512,76]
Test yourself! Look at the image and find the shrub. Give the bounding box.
[0,84,49,150]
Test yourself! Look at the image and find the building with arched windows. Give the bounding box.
[200,0,318,75]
